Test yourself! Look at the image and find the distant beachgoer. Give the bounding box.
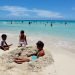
[28,21,31,26]
[47,22,48,23]
[14,41,45,64]
[51,22,53,27]
[0,34,12,51]
[11,21,12,24]
[45,24,46,26]
[18,30,27,47]
[22,21,23,23]
[65,22,67,25]
[29,21,31,24]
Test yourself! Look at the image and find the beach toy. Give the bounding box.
[31,56,37,61]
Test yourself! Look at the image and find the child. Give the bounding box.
[14,41,45,64]
[19,30,27,47]
[28,41,45,57]
[36,41,45,57]
[29,41,45,61]
[0,34,12,51]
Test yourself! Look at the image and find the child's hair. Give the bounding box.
[1,34,7,40]
[36,41,44,49]
[20,30,24,34]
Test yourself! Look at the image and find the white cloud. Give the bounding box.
[0,6,63,19]
[33,9,63,18]
[0,6,30,17]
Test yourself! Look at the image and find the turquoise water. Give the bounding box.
[0,20,75,39]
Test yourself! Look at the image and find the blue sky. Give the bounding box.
[0,0,75,20]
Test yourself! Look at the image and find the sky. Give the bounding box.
[0,0,75,20]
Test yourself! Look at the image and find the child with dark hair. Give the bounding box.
[0,34,12,51]
[23,41,45,58]
[18,30,27,47]
[36,41,45,57]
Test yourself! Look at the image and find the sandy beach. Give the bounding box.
[0,33,75,75]
[0,0,75,75]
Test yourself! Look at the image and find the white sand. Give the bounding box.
[0,33,75,75]
[44,36,75,75]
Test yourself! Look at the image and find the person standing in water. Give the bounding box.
[18,30,27,47]
[11,21,12,24]
[22,20,24,24]
[45,24,46,26]
[51,22,53,27]
[65,22,67,26]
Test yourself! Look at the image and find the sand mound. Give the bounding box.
[0,46,56,75]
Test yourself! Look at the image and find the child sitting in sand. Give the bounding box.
[14,41,45,64]
[0,34,12,51]
[18,30,27,47]
[36,41,45,57]
[28,41,45,57]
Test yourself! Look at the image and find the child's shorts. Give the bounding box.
[19,41,26,46]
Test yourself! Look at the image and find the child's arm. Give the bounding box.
[25,36,27,45]
[1,41,5,49]
[27,53,37,57]
[27,50,38,57]
[5,42,12,47]
[8,44,13,46]
[5,41,8,46]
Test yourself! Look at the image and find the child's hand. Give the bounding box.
[9,44,13,46]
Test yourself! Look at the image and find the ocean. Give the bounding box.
[0,20,75,40]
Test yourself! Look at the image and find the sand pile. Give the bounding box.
[0,46,56,75]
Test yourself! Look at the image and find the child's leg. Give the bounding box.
[23,41,26,47]
[4,46,9,50]
[0,46,4,50]
[14,57,30,64]
[18,43,22,47]
[20,44,22,47]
